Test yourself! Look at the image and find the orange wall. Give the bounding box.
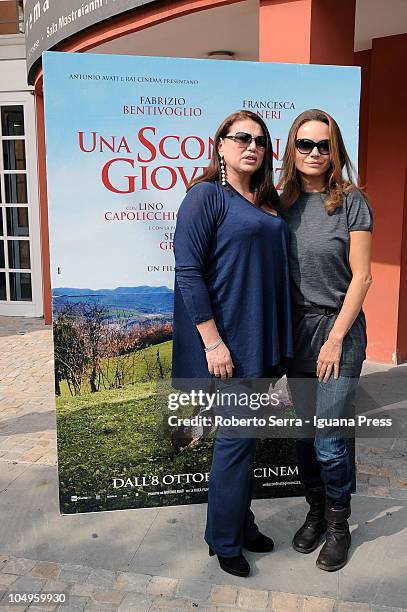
[260,0,312,63]
[260,0,355,65]
[34,88,53,326]
[354,49,371,188]
[398,190,407,362]
[363,34,407,363]
[310,0,356,66]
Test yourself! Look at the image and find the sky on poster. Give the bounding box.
[43,51,360,290]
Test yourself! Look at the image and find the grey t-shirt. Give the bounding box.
[284,188,373,375]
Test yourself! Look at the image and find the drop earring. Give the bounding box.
[220,156,227,186]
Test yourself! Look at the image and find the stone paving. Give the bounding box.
[0,317,57,467]
[0,317,407,612]
[0,551,401,611]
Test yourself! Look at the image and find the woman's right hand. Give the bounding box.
[206,342,234,378]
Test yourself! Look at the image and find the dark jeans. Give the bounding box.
[288,370,359,508]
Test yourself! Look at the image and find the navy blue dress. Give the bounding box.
[172,181,293,379]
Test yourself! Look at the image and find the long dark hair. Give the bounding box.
[189,110,279,209]
[280,109,359,214]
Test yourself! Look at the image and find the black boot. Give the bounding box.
[316,505,351,571]
[209,547,250,577]
[292,486,327,554]
[244,532,274,553]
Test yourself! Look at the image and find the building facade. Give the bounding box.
[1,0,406,364]
[0,0,43,316]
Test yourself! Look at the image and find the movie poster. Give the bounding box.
[42,52,360,514]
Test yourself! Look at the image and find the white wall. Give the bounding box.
[0,34,31,92]
[355,0,407,51]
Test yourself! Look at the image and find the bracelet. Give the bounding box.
[204,337,224,352]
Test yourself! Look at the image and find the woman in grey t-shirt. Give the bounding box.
[281,109,373,572]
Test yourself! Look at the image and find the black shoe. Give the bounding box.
[209,547,250,577]
[244,532,274,553]
[316,505,351,572]
[292,486,327,554]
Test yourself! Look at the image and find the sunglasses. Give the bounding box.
[295,138,330,155]
[224,132,267,149]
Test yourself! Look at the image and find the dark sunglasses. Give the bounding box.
[224,132,267,149]
[295,138,330,155]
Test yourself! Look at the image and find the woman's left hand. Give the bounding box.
[316,336,343,382]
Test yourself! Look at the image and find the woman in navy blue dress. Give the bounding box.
[172,110,293,577]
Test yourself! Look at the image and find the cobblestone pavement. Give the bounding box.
[0,551,398,611]
[0,317,406,612]
[0,317,56,467]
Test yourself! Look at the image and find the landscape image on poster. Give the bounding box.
[53,287,301,514]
